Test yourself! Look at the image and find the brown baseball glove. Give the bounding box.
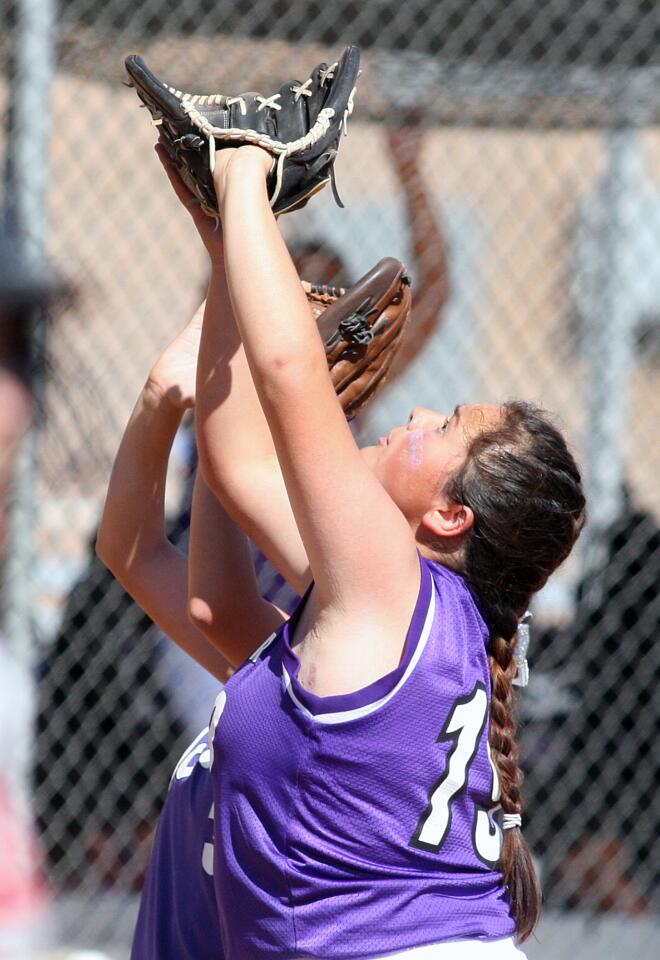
[304,257,411,419]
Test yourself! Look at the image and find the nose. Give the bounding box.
[407,406,443,430]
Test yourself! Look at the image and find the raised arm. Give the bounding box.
[187,469,286,666]
[155,145,310,593]
[96,305,284,677]
[212,148,420,620]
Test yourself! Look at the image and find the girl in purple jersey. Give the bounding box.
[177,142,586,959]
[97,297,301,958]
[101,134,585,956]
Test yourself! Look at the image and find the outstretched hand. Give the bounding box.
[156,141,272,257]
[147,300,204,410]
[155,141,223,263]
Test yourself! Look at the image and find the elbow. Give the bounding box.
[95,526,137,588]
[196,443,226,500]
[95,540,130,592]
[188,595,215,634]
[188,595,245,654]
[95,529,119,574]
[188,595,228,645]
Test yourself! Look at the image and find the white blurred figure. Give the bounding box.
[0,229,64,956]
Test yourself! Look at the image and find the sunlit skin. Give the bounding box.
[168,147,519,703]
[209,150,504,557]
[361,403,504,537]
[295,402,506,688]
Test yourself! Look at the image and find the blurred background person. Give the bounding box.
[541,487,659,913]
[0,224,61,955]
[382,123,450,380]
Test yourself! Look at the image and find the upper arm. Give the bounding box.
[201,455,312,596]
[96,538,234,682]
[187,472,287,664]
[221,174,421,619]
[252,343,420,611]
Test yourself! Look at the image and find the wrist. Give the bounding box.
[203,229,225,266]
[228,145,273,176]
[213,146,272,211]
[207,246,225,269]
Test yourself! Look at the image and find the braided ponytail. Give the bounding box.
[444,402,586,941]
[488,616,541,941]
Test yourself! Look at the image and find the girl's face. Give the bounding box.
[362,403,503,524]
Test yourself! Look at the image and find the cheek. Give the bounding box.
[403,430,425,470]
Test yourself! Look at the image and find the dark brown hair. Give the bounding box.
[445,401,586,942]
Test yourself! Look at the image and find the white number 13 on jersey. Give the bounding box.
[410,682,502,864]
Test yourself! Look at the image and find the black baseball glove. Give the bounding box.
[124,47,360,217]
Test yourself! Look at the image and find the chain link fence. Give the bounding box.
[2,1,659,956]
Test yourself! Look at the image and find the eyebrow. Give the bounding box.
[452,404,463,424]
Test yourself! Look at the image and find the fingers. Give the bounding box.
[153,141,221,251]
[154,141,196,206]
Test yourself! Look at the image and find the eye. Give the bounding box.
[437,418,450,434]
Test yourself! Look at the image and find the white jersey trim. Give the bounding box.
[249,630,279,663]
[281,579,436,725]
[297,937,524,959]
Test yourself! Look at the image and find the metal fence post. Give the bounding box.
[4,0,57,662]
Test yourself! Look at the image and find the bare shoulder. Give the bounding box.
[294,558,423,698]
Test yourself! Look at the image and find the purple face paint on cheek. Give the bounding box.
[408,430,424,469]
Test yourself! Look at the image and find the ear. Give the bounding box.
[421,501,474,540]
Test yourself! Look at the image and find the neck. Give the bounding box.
[415,524,467,572]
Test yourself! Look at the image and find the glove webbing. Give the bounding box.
[179,104,335,210]
[326,297,377,348]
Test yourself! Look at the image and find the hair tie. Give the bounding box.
[502,813,522,830]
[512,610,532,688]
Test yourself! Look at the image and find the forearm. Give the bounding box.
[97,381,181,573]
[195,238,310,587]
[405,172,447,290]
[196,266,278,481]
[403,173,449,343]
[220,163,330,383]
[96,384,233,681]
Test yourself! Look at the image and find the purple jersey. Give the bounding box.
[130,727,218,960]
[131,553,299,959]
[210,555,515,960]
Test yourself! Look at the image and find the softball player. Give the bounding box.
[103,141,585,956]
[184,145,586,958]
[97,302,301,959]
